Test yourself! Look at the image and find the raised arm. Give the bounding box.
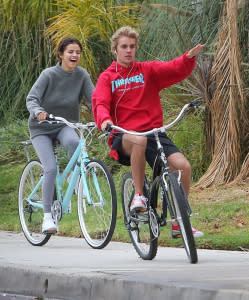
[186,44,205,58]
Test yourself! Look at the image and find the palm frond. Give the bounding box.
[45,0,140,80]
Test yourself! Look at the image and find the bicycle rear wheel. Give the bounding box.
[121,172,158,260]
[77,159,117,249]
[167,171,198,263]
[18,159,51,246]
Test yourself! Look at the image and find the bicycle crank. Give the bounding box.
[52,200,62,223]
[149,207,160,238]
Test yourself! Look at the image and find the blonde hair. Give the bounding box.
[110,26,139,55]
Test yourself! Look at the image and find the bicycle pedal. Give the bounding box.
[160,220,167,226]
[171,233,181,239]
[24,206,32,213]
[129,224,140,232]
[130,210,142,217]
[130,209,147,216]
[43,229,57,234]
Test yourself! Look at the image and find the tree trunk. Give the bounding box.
[194,0,247,188]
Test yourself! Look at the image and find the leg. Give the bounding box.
[57,126,79,159]
[121,134,147,195]
[167,152,191,197]
[57,126,80,195]
[32,135,57,213]
[32,135,57,233]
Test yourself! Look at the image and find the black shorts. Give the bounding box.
[111,132,180,168]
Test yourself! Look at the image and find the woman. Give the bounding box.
[26,37,94,234]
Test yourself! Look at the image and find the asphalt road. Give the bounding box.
[0,231,249,300]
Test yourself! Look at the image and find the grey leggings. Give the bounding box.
[32,126,79,213]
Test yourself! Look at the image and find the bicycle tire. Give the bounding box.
[18,159,51,246]
[167,171,198,263]
[77,159,117,249]
[121,171,158,260]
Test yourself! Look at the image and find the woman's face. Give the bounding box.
[59,43,81,72]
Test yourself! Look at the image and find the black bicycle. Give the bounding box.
[105,100,201,263]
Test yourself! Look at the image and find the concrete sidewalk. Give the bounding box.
[0,231,249,300]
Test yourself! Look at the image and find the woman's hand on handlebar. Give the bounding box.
[36,112,48,121]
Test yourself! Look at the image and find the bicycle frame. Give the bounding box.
[106,100,199,221]
[117,100,201,262]
[25,121,104,215]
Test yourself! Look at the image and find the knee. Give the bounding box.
[133,136,147,152]
[66,139,79,155]
[182,159,191,174]
[64,137,79,149]
[43,164,57,177]
[168,153,191,174]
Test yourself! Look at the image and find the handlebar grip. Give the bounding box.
[189,100,199,108]
[46,114,55,121]
[105,123,113,132]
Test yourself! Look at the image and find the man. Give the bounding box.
[92,26,204,238]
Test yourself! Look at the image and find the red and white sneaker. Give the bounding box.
[171,223,204,238]
[130,193,147,212]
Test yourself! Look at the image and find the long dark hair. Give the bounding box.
[57,37,82,61]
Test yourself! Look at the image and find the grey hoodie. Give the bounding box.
[26,62,94,139]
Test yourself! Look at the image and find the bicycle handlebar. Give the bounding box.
[103,100,201,136]
[39,114,96,130]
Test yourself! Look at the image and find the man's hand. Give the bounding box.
[37,112,48,121]
[101,120,113,131]
[187,44,205,58]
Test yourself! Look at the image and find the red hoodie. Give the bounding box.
[92,52,196,132]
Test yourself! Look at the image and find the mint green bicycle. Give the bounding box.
[18,116,117,248]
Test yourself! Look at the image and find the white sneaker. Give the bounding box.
[42,213,57,234]
[130,194,147,212]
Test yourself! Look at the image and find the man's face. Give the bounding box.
[116,36,137,68]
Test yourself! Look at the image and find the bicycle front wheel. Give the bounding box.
[18,159,51,246]
[121,172,158,260]
[167,171,198,263]
[77,159,117,249]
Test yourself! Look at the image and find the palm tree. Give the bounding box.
[45,0,140,81]
[195,0,248,187]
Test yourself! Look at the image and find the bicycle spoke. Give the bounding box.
[122,172,158,260]
[18,160,51,246]
[78,159,117,249]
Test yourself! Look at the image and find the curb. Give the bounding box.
[1,265,249,300]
